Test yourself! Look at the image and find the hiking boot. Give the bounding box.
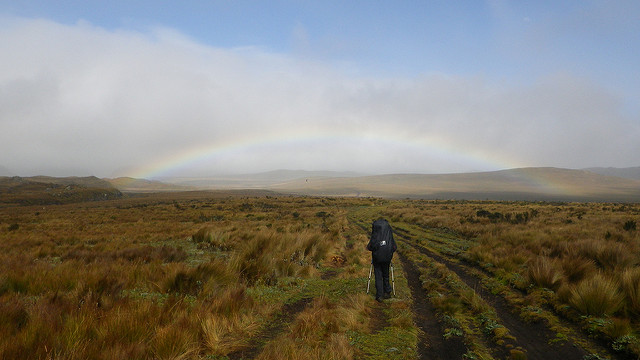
[383,292,392,299]
[375,297,383,303]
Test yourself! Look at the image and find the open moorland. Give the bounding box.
[1,190,640,359]
[142,167,640,203]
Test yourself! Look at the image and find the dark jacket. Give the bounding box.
[367,219,397,263]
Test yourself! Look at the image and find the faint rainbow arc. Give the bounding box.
[128,131,570,195]
[130,131,510,179]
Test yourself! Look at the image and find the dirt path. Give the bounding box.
[397,251,468,360]
[368,302,389,334]
[350,216,465,358]
[400,232,594,360]
[349,210,626,359]
[227,297,313,360]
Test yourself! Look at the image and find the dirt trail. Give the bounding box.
[400,232,593,360]
[368,302,389,334]
[349,211,624,359]
[397,251,468,360]
[227,297,313,360]
[350,217,465,358]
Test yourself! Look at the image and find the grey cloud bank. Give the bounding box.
[1,17,638,178]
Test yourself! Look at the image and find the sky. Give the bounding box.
[1,1,639,178]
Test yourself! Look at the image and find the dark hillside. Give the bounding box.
[0,176,122,205]
[28,175,114,188]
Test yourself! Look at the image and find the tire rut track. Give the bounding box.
[227,297,313,360]
[349,216,467,359]
[368,302,389,334]
[397,250,468,360]
[349,211,624,359]
[398,231,592,360]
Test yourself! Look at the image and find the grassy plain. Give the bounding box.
[1,192,639,359]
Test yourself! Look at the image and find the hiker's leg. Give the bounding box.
[381,262,392,294]
[373,262,384,299]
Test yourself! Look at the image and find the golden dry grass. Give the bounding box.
[0,193,373,359]
[1,192,639,358]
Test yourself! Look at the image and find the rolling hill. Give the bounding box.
[265,167,640,202]
[0,176,122,205]
[584,166,640,181]
[3,167,639,203]
[155,170,364,188]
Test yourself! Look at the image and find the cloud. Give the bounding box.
[1,17,638,177]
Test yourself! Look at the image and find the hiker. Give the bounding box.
[367,218,397,302]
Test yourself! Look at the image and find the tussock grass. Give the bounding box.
[2,193,638,358]
[603,317,633,339]
[63,244,187,264]
[205,284,254,315]
[386,200,640,357]
[228,231,328,285]
[527,256,564,290]
[569,273,624,316]
[621,267,640,316]
[575,239,638,271]
[256,294,365,360]
[258,338,322,360]
[151,315,199,360]
[192,226,234,250]
[200,312,260,355]
[0,294,29,339]
[460,287,491,314]
[559,255,597,283]
[0,194,374,359]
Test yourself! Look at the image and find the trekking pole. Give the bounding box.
[366,262,373,294]
[391,262,396,296]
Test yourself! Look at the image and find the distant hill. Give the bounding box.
[4,167,638,203]
[158,169,364,188]
[105,177,193,192]
[584,166,640,181]
[267,167,640,202]
[27,175,114,188]
[0,176,122,205]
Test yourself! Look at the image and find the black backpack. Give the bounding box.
[368,219,396,263]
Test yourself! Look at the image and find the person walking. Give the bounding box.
[367,218,397,302]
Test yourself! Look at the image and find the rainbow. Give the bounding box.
[129,129,519,179]
[127,130,575,196]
